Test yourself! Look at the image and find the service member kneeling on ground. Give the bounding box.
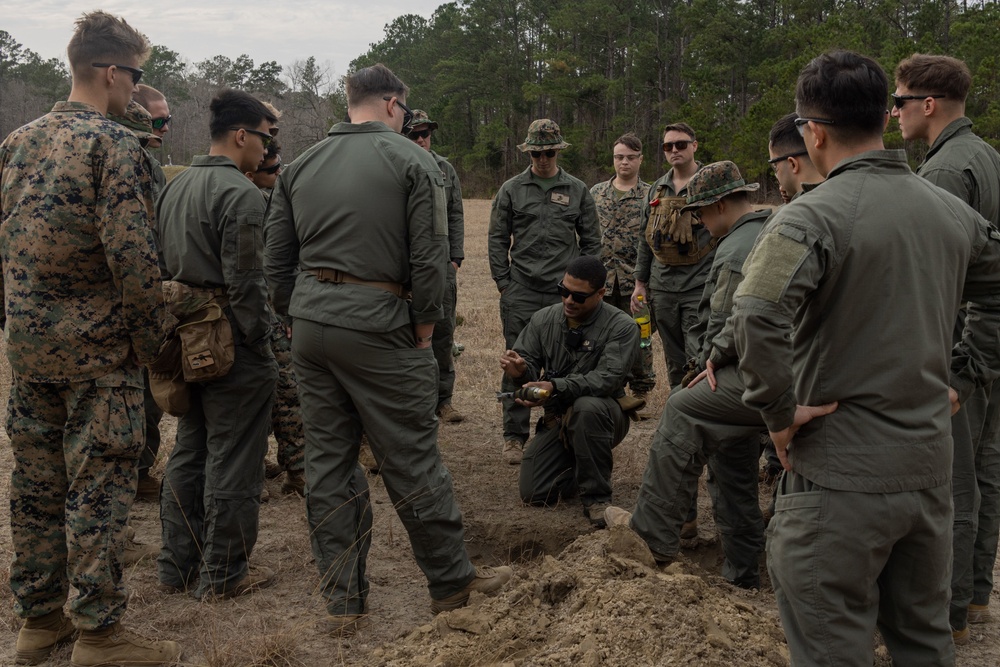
[604,161,775,589]
[501,255,639,527]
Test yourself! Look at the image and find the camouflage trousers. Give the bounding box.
[270,324,305,473]
[605,282,656,394]
[8,367,144,630]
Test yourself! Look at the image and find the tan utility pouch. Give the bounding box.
[616,395,647,422]
[176,303,235,382]
[646,190,715,266]
[148,336,190,416]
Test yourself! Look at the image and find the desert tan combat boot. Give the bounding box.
[15,609,76,665]
[430,565,514,614]
[70,622,181,667]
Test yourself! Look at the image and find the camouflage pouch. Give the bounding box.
[176,302,235,382]
[646,190,714,266]
[147,336,190,416]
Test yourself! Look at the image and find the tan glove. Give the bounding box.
[666,204,694,245]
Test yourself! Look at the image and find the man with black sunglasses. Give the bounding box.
[406,109,466,424]
[156,88,279,601]
[894,53,1000,644]
[0,10,182,666]
[500,255,638,526]
[489,118,600,464]
[133,84,170,147]
[768,113,824,205]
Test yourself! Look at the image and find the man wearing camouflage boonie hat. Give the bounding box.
[488,118,600,464]
[406,109,467,424]
[605,160,774,590]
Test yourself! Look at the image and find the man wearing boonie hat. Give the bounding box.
[488,118,600,465]
[604,160,775,590]
[406,109,467,425]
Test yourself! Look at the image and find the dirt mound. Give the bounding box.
[377,527,789,667]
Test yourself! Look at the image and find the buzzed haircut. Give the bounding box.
[344,64,408,107]
[895,54,972,102]
[663,122,696,141]
[614,133,642,153]
[796,50,888,142]
[769,113,808,155]
[566,255,607,291]
[133,84,165,109]
[67,11,150,75]
[208,89,277,141]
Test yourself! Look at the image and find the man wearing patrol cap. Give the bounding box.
[604,160,779,589]
[407,109,466,423]
[489,118,600,464]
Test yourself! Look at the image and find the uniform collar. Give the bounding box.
[925,117,974,162]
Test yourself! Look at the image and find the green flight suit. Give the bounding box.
[156,155,278,598]
[489,166,601,444]
[630,209,770,588]
[916,117,1000,630]
[514,301,637,510]
[430,150,465,409]
[264,120,476,614]
[634,165,714,388]
[732,150,1000,666]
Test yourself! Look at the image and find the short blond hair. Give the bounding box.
[67,11,150,78]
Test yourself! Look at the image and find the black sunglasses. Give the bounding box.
[891,93,946,109]
[92,62,143,85]
[228,127,273,148]
[794,117,836,136]
[768,150,808,165]
[383,96,414,130]
[557,281,598,304]
[257,160,281,175]
[662,140,692,152]
[530,149,557,159]
[151,115,172,130]
[408,129,431,140]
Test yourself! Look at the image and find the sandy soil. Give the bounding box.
[0,199,998,666]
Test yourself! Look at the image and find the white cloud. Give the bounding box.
[5,0,445,77]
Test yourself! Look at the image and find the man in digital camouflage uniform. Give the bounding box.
[590,132,655,414]
[489,119,601,464]
[156,89,279,600]
[735,50,1000,666]
[265,63,511,635]
[605,161,775,589]
[248,131,307,497]
[0,10,181,666]
[893,53,1000,643]
[407,109,466,423]
[502,255,638,526]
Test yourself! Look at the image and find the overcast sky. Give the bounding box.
[5,0,446,78]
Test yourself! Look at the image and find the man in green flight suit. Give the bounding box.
[265,63,511,634]
[406,108,466,423]
[501,255,638,526]
[156,89,279,600]
[605,161,777,589]
[489,119,601,464]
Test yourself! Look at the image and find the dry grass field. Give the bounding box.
[0,199,998,665]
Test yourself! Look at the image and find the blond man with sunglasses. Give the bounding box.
[488,118,600,464]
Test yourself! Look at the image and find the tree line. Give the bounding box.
[3,1,1000,198]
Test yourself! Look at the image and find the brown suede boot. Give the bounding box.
[281,469,305,496]
[15,609,76,665]
[70,622,180,667]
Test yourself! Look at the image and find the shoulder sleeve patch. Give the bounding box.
[736,228,809,303]
[428,171,447,236]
